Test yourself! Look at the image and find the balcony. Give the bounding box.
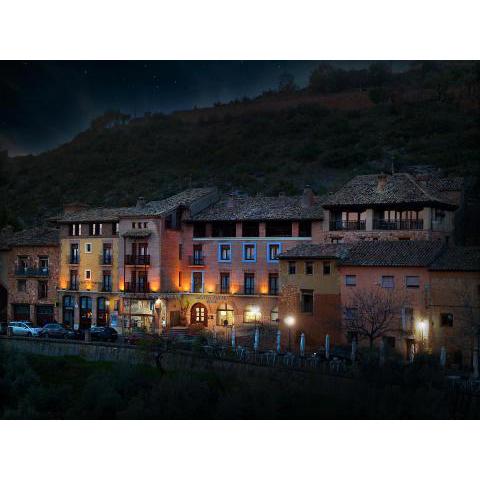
[125,282,151,293]
[100,283,113,293]
[125,254,150,265]
[100,254,112,265]
[373,219,423,231]
[330,220,366,231]
[66,281,79,291]
[189,255,206,266]
[242,285,256,296]
[15,266,49,277]
[69,255,80,264]
[216,284,231,294]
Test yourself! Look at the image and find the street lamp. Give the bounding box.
[284,315,295,352]
[418,320,426,349]
[251,305,260,328]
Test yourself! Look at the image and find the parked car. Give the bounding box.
[64,328,85,341]
[123,328,158,345]
[90,326,118,343]
[8,321,42,337]
[38,323,69,339]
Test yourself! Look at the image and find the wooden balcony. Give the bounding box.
[330,220,366,231]
[373,219,423,230]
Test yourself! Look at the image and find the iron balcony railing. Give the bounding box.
[69,254,80,264]
[373,219,424,230]
[124,254,150,265]
[100,254,112,265]
[216,283,231,294]
[125,281,150,293]
[329,220,366,231]
[15,266,49,277]
[66,281,79,291]
[268,287,279,296]
[189,255,206,266]
[243,285,256,295]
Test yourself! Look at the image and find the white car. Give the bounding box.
[8,321,42,337]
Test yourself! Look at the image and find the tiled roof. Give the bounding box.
[429,246,480,272]
[192,195,324,221]
[4,227,60,247]
[340,240,444,267]
[323,173,460,209]
[279,243,348,259]
[54,188,217,222]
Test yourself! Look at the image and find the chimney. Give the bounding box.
[301,185,314,207]
[136,197,146,208]
[377,173,388,192]
[63,202,89,214]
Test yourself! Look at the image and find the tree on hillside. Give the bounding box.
[278,73,297,93]
[343,286,407,349]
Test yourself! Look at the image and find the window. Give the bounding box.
[299,221,312,237]
[345,275,357,287]
[323,262,331,275]
[288,261,296,275]
[85,243,92,253]
[243,243,256,262]
[268,273,279,295]
[216,303,234,326]
[271,306,279,323]
[331,237,343,244]
[132,222,135,229]
[85,269,92,280]
[381,276,394,288]
[143,222,148,228]
[69,270,79,290]
[244,304,261,323]
[17,279,26,292]
[244,273,255,295]
[402,307,414,332]
[305,261,313,275]
[440,312,453,327]
[220,272,230,294]
[137,222,142,229]
[90,223,103,236]
[17,255,28,270]
[102,271,112,292]
[191,272,204,293]
[38,281,48,299]
[267,243,281,262]
[301,290,314,313]
[70,223,82,236]
[218,243,231,262]
[114,222,119,234]
[39,256,49,270]
[192,244,204,265]
[178,271,182,288]
[102,243,112,264]
[179,244,183,260]
[405,276,420,288]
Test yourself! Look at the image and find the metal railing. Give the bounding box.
[125,282,151,293]
[189,255,206,266]
[373,219,424,230]
[69,255,80,264]
[125,254,150,265]
[216,284,231,294]
[99,254,112,265]
[329,220,366,231]
[66,281,79,291]
[15,267,49,277]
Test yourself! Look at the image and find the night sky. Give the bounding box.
[0,60,407,156]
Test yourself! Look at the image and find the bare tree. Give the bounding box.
[343,286,407,349]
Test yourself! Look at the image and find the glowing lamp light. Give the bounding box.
[154,298,162,308]
[251,306,261,316]
[284,316,295,327]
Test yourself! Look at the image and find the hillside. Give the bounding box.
[1,61,479,230]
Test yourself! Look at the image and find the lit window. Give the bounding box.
[243,243,256,262]
[243,304,261,323]
[218,244,231,262]
[267,243,281,262]
[270,306,279,323]
[216,303,234,326]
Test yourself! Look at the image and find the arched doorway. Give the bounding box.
[79,296,92,330]
[63,295,74,328]
[190,303,207,326]
[97,297,109,327]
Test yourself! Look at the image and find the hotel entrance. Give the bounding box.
[122,299,155,332]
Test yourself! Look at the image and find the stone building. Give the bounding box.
[321,173,464,244]
[5,227,60,325]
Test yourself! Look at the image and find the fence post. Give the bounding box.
[325,334,330,360]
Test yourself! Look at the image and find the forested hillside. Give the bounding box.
[1,61,479,229]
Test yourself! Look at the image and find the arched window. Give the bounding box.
[270,306,279,323]
[63,295,75,328]
[216,303,234,326]
[191,303,207,326]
